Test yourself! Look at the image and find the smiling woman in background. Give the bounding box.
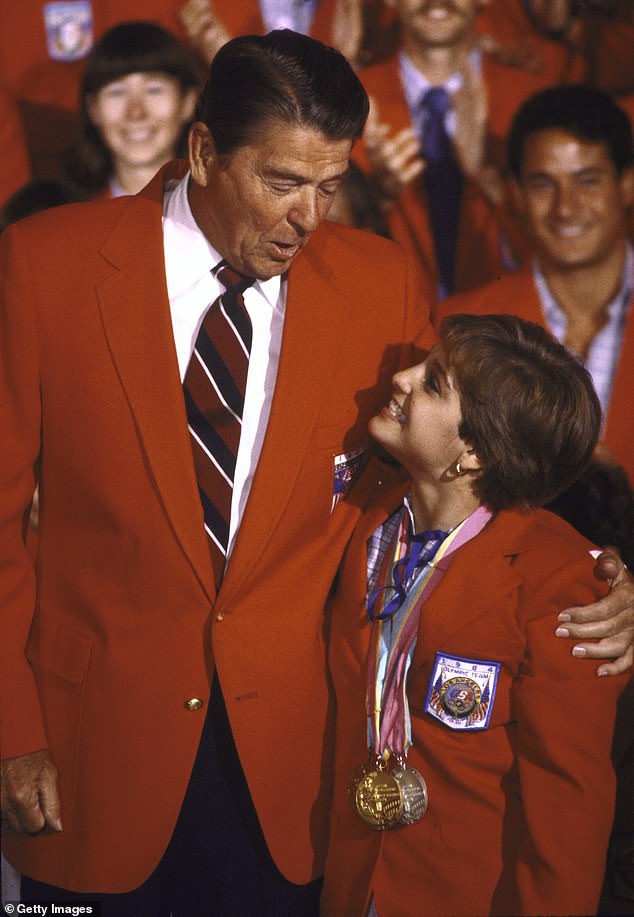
[64,21,200,198]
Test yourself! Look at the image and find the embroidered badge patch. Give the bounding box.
[424,652,500,730]
[44,1,93,61]
[331,447,367,511]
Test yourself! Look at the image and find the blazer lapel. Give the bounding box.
[96,165,215,603]
[414,511,532,666]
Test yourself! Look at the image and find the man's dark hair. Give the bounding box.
[507,85,634,180]
[195,29,369,156]
[440,313,602,512]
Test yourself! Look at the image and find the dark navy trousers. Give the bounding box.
[21,676,322,917]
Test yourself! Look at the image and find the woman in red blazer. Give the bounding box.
[322,313,629,917]
[64,21,198,199]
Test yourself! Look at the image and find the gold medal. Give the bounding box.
[347,762,375,809]
[352,767,403,830]
[349,756,429,830]
[391,762,428,826]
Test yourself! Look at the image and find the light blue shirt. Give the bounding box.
[533,245,633,426]
[398,47,481,144]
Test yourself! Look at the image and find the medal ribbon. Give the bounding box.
[367,504,493,759]
[367,523,449,622]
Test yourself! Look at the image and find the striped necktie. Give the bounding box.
[183,261,255,584]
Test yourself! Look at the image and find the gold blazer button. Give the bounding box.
[184,697,204,711]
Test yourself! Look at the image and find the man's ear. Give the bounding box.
[188,121,215,188]
[619,165,634,209]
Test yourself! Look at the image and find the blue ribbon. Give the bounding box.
[367,529,448,622]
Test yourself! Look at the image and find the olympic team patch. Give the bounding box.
[424,652,500,730]
[44,1,93,61]
[331,446,368,511]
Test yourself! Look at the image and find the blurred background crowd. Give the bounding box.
[1,1,633,913]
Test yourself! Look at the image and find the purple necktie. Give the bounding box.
[419,86,464,298]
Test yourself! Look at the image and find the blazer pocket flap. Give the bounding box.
[26,612,93,685]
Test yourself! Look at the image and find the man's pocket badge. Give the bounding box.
[424,652,500,730]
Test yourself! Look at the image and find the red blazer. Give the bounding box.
[355,53,545,298]
[0,161,434,892]
[0,2,190,108]
[0,2,193,182]
[477,0,634,93]
[475,0,584,95]
[322,482,627,917]
[436,263,634,485]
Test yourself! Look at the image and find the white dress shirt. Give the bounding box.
[162,174,287,559]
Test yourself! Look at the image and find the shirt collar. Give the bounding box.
[162,172,282,309]
[399,46,482,113]
[534,243,634,329]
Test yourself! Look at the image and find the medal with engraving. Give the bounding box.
[351,763,404,830]
[392,760,428,826]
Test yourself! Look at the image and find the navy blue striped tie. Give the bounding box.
[420,86,464,298]
[183,262,254,584]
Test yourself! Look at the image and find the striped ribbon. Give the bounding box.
[366,504,493,759]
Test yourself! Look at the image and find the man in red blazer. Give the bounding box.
[437,85,634,485]
[0,29,631,917]
[0,29,431,915]
[354,0,585,300]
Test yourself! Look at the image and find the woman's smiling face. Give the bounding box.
[369,346,470,481]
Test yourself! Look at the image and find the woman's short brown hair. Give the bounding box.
[439,313,602,511]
